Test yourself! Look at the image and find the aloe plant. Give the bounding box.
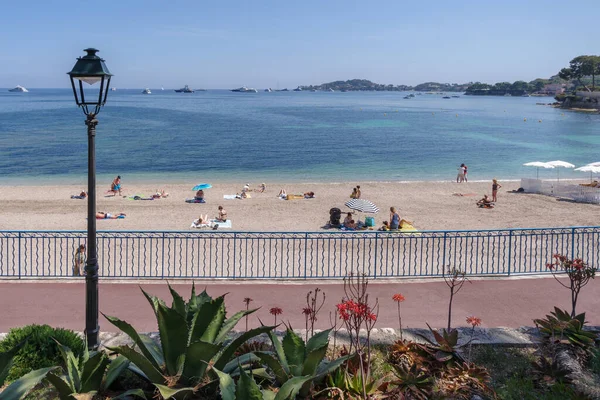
[46,339,145,400]
[534,307,598,349]
[0,341,57,400]
[255,328,349,398]
[214,364,312,400]
[416,323,464,363]
[104,283,275,399]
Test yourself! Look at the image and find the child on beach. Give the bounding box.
[74,244,86,276]
[258,183,266,193]
[379,221,390,231]
[216,206,227,222]
[109,176,122,196]
[492,179,502,202]
[350,187,358,199]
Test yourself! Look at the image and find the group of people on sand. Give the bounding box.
[349,185,362,199]
[277,189,315,200]
[476,179,502,209]
[377,207,403,231]
[457,164,468,183]
[193,206,227,228]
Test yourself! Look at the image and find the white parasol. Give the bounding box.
[546,160,575,182]
[585,161,600,167]
[523,161,554,179]
[345,199,380,213]
[574,165,600,182]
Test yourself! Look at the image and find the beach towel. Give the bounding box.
[186,198,206,203]
[70,195,85,199]
[286,194,304,200]
[209,219,232,228]
[223,195,239,200]
[399,220,421,235]
[129,195,154,201]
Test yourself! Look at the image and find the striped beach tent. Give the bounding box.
[344,199,379,213]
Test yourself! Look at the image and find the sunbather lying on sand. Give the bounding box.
[304,191,315,198]
[580,181,599,188]
[96,212,126,219]
[71,191,87,199]
[153,189,169,198]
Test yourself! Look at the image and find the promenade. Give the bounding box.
[2,276,598,333]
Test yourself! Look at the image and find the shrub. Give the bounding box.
[0,324,83,382]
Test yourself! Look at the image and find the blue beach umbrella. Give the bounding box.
[192,183,212,191]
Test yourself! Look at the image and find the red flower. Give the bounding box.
[269,307,283,316]
[367,313,377,321]
[466,316,482,327]
[546,263,553,269]
[243,297,253,306]
[392,293,405,302]
[302,307,313,316]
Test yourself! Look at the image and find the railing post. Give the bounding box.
[571,227,575,260]
[442,232,447,273]
[18,232,22,279]
[374,233,378,279]
[507,230,512,276]
[233,233,237,279]
[304,233,308,279]
[161,232,165,279]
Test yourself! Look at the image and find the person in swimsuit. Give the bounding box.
[96,212,126,219]
[110,176,122,196]
[195,189,205,201]
[350,187,358,199]
[463,165,468,182]
[457,164,465,183]
[356,185,362,199]
[389,207,400,230]
[492,179,502,202]
[343,212,353,227]
[216,206,227,222]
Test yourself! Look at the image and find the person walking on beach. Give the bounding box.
[492,179,502,202]
[74,244,86,276]
[456,164,466,183]
[389,207,400,230]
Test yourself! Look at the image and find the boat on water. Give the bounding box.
[504,93,512,97]
[265,88,272,92]
[231,86,258,93]
[293,87,302,92]
[110,87,117,91]
[175,85,194,93]
[328,88,334,92]
[8,85,28,93]
[451,95,460,98]
[443,96,451,99]
[142,88,151,94]
[403,96,411,99]
[522,94,530,97]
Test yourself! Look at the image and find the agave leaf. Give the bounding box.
[447,329,459,346]
[200,300,227,343]
[301,344,327,377]
[55,340,81,392]
[262,390,276,400]
[156,301,189,376]
[223,353,261,375]
[46,372,75,398]
[138,334,165,367]
[267,330,289,374]
[80,351,109,393]
[102,355,130,391]
[188,296,225,344]
[154,384,195,400]
[435,350,453,362]
[235,366,263,400]
[106,345,164,384]
[214,326,276,371]
[168,283,187,318]
[0,340,25,387]
[111,388,148,399]
[305,329,331,354]
[255,351,289,384]
[315,354,350,378]
[215,308,259,344]
[102,313,162,370]
[0,366,57,400]
[250,368,271,380]
[282,329,306,376]
[180,340,221,386]
[213,367,236,400]
[140,287,166,317]
[574,312,586,326]
[274,375,312,400]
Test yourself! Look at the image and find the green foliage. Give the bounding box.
[559,55,600,90]
[45,339,142,400]
[326,367,388,399]
[531,356,571,387]
[256,328,349,398]
[498,375,580,400]
[0,341,57,400]
[389,362,432,399]
[416,324,464,363]
[0,324,83,382]
[104,283,274,399]
[588,347,600,375]
[534,307,598,350]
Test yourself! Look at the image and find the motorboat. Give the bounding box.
[110,87,117,91]
[142,88,151,94]
[231,86,258,93]
[265,88,272,92]
[403,96,411,99]
[328,88,335,92]
[451,95,460,98]
[8,85,28,92]
[293,87,302,92]
[175,85,194,93]
[443,96,451,99]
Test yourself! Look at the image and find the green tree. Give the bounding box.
[559,55,600,91]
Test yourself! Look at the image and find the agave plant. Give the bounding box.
[436,362,494,400]
[255,328,349,398]
[531,355,572,387]
[416,323,464,364]
[534,307,598,349]
[46,339,145,400]
[214,364,312,400]
[104,283,275,399]
[388,339,431,373]
[0,341,57,400]
[389,362,432,400]
[326,367,388,400]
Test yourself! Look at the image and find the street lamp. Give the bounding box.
[68,48,113,350]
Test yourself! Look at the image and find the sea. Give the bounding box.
[0,88,598,185]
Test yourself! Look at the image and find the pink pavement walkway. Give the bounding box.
[1,277,598,333]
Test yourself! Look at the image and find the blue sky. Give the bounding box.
[1,0,598,89]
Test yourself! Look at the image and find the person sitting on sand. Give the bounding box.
[258,183,266,193]
[304,191,315,198]
[241,191,251,199]
[477,195,494,208]
[390,207,400,230]
[356,185,362,199]
[96,211,126,219]
[216,206,227,222]
[278,189,287,199]
[344,212,353,226]
[109,176,122,196]
[379,221,390,231]
[350,187,358,199]
[195,189,205,201]
[153,189,169,199]
[345,219,357,230]
[71,191,87,199]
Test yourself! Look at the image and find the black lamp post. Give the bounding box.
[68,48,112,350]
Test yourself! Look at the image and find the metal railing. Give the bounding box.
[0,227,598,279]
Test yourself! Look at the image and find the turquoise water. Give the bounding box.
[0,89,598,184]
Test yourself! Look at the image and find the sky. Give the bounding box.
[1,0,599,89]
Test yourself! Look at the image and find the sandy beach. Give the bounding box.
[0,179,597,232]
